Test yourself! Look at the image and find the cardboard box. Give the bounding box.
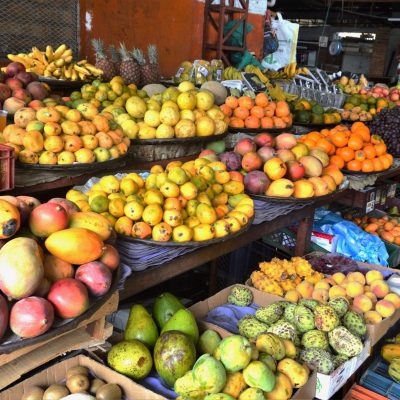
[0,354,166,400]
[245,260,400,347]
[190,285,316,400]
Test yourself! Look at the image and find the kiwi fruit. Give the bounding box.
[90,378,105,394]
[66,374,90,393]
[43,384,69,400]
[66,366,89,378]
[21,386,45,400]
[95,383,122,400]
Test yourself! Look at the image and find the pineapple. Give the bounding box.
[108,45,120,76]
[118,43,141,86]
[91,38,114,81]
[142,44,161,85]
[131,48,146,86]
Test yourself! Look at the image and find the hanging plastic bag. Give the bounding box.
[261,12,299,71]
[263,10,279,56]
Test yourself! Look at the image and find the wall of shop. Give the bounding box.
[79,0,265,77]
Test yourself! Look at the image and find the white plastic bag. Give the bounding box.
[261,12,299,71]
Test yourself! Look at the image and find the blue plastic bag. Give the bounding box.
[313,209,389,266]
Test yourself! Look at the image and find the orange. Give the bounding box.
[348,134,364,150]
[320,129,330,137]
[255,93,269,107]
[307,131,323,142]
[220,104,232,117]
[357,127,371,142]
[302,138,317,149]
[370,134,383,145]
[260,117,274,129]
[233,107,249,120]
[330,155,345,169]
[346,159,362,171]
[275,101,290,117]
[354,150,366,162]
[282,115,292,127]
[238,96,254,110]
[225,96,239,109]
[273,116,286,129]
[361,159,374,173]
[229,117,244,128]
[372,157,383,172]
[374,142,387,156]
[244,116,260,128]
[363,145,377,159]
[385,153,394,165]
[250,105,265,119]
[379,154,391,170]
[337,146,355,162]
[315,138,334,154]
[331,131,349,148]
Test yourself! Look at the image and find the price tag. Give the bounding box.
[366,191,375,213]
[387,183,397,198]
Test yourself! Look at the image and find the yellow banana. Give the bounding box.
[55,58,65,67]
[46,45,54,62]
[31,47,47,65]
[77,59,87,65]
[43,69,52,77]
[78,72,87,80]
[46,62,57,73]
[64,65,72,79]
[61,48,73,59]
[73,64,89,75]
[71,69,78,81]
[54,44,67,59]
[85,64,103,76]
[53,68,62,78]
[7,54,30,68]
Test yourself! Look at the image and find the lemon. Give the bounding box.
[178,81,196,92]
[144,110,161,128]
[177,92,197,111]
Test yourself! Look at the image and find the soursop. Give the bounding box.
[328,297,349,318]
[283,303,297,324]
[293,305,315,333]
[342,311,367,337]
[332,354,349,369]
[299,299,320,310]
[238,315,268,340]
[228,286,253,307]
[328,326,363,358]
[300,347,334,374]
[267,320,297,342]
[255,303,283,325]
[314,305,340,332]
[301,330,329,350]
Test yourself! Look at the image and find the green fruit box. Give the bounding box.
[0,354,166,400]
[189,285,317,400]
[244,259,400,347]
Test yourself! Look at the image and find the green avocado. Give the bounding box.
[153,292,185,329]
[295,110,311,123]
[311,104,324,115]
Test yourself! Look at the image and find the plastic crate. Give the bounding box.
[0,144,14,192]
[262,227,328,256]
[344,384,389,400]
[360,357,400,400]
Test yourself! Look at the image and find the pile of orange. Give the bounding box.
[298,121,393,173]
[220,93,293,129]
[344,213,400,245]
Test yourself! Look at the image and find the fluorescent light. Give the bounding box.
[388,18,400,21]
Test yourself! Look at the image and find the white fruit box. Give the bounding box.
[0,354,166,400]
[189,284,317,400]
[315,338,370,400]
[245,259,400,346]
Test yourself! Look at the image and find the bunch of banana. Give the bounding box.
[266,83,298,102]
[264,62,309,80]
[222,66,242,80]
[244,65,270,84]
[7,45,103,81]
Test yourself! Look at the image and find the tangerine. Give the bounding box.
[348,134,364,150]
[347,159,362,171]
[331,131,349,148]
[372,157,383,172]
[363,145,377,159]
[337,146,355,162]
[220,104,232,117]
[238,96,254,110]
[378,154,391,170]
[225,96,239,109]
[255,93,269,107]
[330,155,345,169]
[374,142,387,156]
[361,159,374,173]
[229,117,244,128]
[260,117,274,129]
[354,150,366,161]
[233,107,249,120]
[250,105,265,119]
[244,116,261,128]
[315,138,334,154]
[307,131,323,142]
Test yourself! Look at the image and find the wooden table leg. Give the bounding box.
[295,214,314,256]
[209,259,218,295]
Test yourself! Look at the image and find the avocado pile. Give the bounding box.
[290,98,341,125]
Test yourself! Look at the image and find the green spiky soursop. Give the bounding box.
[299,347,334,374]
[328,297,349,318]
[301,330,329,350]
[228,285,253,307]
[342,311,367,337]
[332,354,349,369]
[283,303,297,324]
[328,326,363,358]
[293,305,315,333]
[238,315,268,340]
[255,303,283,325]
[314,305,340,332]
[266,320,297,342]
[299,299,320,310]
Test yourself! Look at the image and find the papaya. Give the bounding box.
[45,228,104,265]
[0,237,43,299]
[381,344,400,363]
[0,199,21,239]
[69,211,113,241]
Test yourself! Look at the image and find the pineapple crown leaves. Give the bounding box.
[147,44,158,65]
[108,45,120,62]
[118,43,132,62]
[131,48,146,66]
[92,38,107,61]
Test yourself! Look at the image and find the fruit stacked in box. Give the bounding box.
[0,195,118,342]
[221,94,293,130]
[1,104,129,165]
[67,156,254,243]
[107,291,314,400]
[250,256,399,326]
[219,132,344,199]
[299,122,393,173]
[291,98,341,125]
